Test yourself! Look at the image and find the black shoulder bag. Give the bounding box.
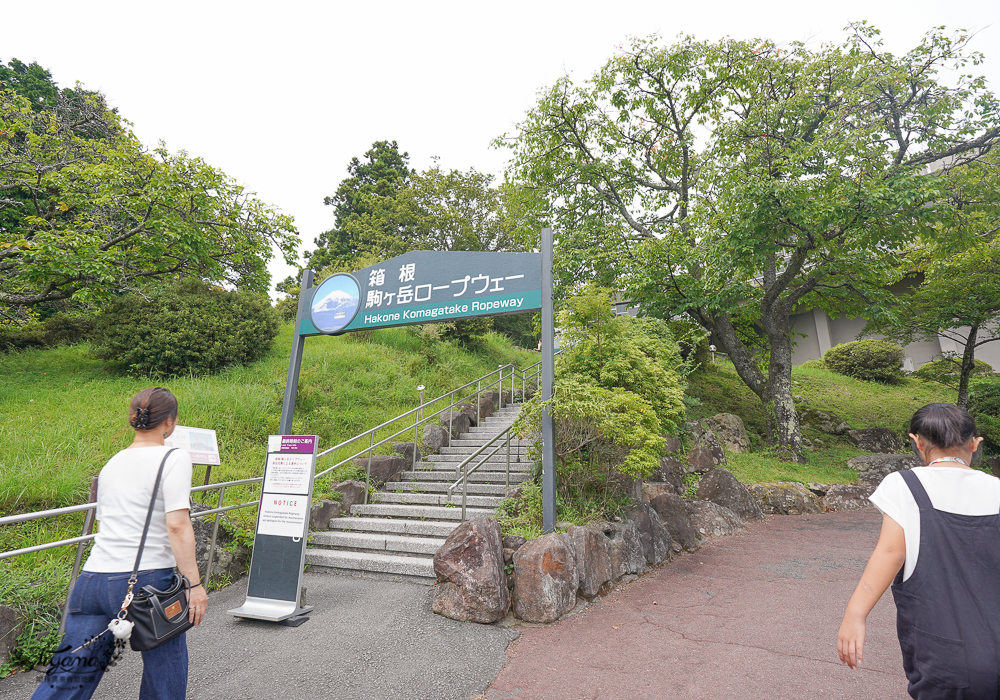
[119,447,195,651]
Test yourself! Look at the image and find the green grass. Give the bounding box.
[686,360,957,484]
[0,324,537,632]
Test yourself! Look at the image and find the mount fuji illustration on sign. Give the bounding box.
[310,274,360,333]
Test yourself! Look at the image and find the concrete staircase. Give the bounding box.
[305,404,533,584]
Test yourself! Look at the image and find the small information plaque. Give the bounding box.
[164,425,221,466]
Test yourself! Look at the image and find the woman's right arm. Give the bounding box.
[837,514,905,669]
[166,509,208,625]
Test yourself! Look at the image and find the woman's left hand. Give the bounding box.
[187,584,208,625]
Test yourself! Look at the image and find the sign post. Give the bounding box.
[540,228,556,533]
[229,435,318,624]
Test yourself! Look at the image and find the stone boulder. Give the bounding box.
[807,483,830,497]
[823,484,875,511]
[476,397,496,422]
[454,402,482,426]
[440,411,472,440]
[512,533,579,623]
[422,424,450,454]
[692,429,728,467]
[848,454,922,486]
[627,503,673,565]
[696,468,765,522]
[687,447,721,474]
[432,517,509,623]
[664,436,682,454]
[566,526,612,598]
[701,413,752,453]
[799,408,850,435]
[503,535,527,551]
[393,442,422,464]
[687,501,747,539]
[847,428,904,454]
[0,604,23,666]
[335,480,367,513]
[988,456,1000,479]
[191,503,250,584]
[309,499,342,530]
[353,454,407,488]
[650,456,686,494]
[605,520,646,579]
[747,482,823,515]
[643,481,682,502]
[649,492,701,551]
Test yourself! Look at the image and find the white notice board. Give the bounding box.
[257,494,311,538]
[164,425,221,466]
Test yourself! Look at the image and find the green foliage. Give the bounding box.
[969,376,1000,455]
[913,358,994,387]
[799,359,826,370]
[495,479,632,539]
[490,313,538,349]
[823,340,905,384]
[439,317,494,346]
[0,312,95,353]
[0,613,62,676]
[1,75,298,313]
[91,279,280,377]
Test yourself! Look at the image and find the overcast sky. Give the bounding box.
[3,0,998,295]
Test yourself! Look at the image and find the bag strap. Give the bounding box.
[120,448,178,616]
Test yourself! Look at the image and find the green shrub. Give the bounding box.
[913,357,994,387]
[970,376,1000,455]
[40,313,96,346]
[799,358,826,370]
[91,279,280,377]
[0,323,47,353]
[823,339,905,383]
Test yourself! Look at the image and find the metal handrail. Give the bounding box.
[446,424,516,522]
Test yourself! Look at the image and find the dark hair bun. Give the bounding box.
[909,403,977,450]
[129,387,178,431]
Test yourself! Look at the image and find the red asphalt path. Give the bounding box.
[488,510,910,700]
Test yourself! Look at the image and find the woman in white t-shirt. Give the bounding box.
[837,403,1000,699]
[34,387,208,700]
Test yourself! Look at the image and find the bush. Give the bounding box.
[91,279,280,377]
[913,357,994,387]
[799,358,826,370]
[0,313,95,353]
[970,376,1000,455]
[823,339,905,383]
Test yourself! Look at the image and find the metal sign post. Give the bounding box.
[540,227,556,534]
[229,435,318,624]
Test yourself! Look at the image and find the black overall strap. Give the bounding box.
[899,469,933,510]
[131,448,178,579]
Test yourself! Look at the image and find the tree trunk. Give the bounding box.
[764,327,805,462]
[956,323,979,410]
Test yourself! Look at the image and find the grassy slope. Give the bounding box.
[685,360,957,485]
[0,325,537,616]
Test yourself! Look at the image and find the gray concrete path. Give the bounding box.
[1,572,516,700]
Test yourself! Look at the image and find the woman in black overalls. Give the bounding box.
[838,403,999,699]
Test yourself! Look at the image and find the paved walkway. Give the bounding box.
[2,510,909,700]
[488,509,909,700]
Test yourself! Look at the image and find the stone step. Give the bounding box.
[350,503,495,521]
[410,461,535,473]
[428,453,532,464]
[373,492,505,508]
[310,530,445,557]
[384,481,510,496]
[463,426,513,434]
[398,470,530,484]
[449,439,532,448]
[305,548,435,585]
[439,445,530,455]
[326,517,459,538]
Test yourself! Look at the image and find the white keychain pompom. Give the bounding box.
[108,618,134,640]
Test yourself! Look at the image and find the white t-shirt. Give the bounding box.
[84,446,193,573]
[869,466,1000,581]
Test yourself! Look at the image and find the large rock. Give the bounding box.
[422,424,450,454]
[692,429,728,467]
[335,480,367,513]
[701,414,752,453]
[651,456,686,494]
[847,428,904,454]
[191,503,250,584]
[309,499,342,530]
[0,605,23,666]
[627,503,673,565]
[432,517,509,623]
[649,492,701,551]
[643,481,682,502]
[687,447,721,474]
[512,533,579,623]
[823,484,875,511]
[353,454,407,488]
[455,402,481,427]
[799,408,850,435]
[440,411,472,440]
[604,520,646,580]
[847,454,921,486]
[687,501,747,539]
[696,468,765,522]
[664,436,682,454]
[566,526,612,598]
[988,456,1000,479]
[747,482,823,515]
[393,442,422,464]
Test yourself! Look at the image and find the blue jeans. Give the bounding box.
[32,569,188,700]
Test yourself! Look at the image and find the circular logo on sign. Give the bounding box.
[310,273,361,334]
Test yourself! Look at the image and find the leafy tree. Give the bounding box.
[1,75,298,314]
[500,26,1000,460]
[306,140,412,269]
